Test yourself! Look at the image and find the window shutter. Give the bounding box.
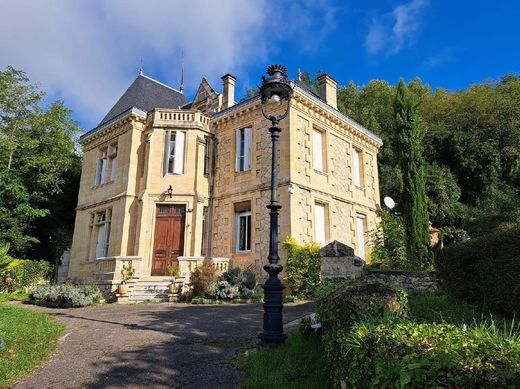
[164,131,170,174]
[315,203,326,246]
[353,148,361,186]
[356,214,366,259]
[313,130,323,171]
[235,129,242,171]
[244,127,252,170]
[173,131,185,174]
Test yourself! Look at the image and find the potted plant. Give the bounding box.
[118,263,135,296]
[165,264,180,294]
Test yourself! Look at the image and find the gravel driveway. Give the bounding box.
[12,302,314,389]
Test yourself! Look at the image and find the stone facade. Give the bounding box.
[68,70,383,292]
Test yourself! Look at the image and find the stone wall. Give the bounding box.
[364,270,439,293]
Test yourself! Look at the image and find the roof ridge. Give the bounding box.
[141,74,183,94]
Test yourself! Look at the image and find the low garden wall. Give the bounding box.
[364,270,438,293]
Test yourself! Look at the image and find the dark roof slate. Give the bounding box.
[99,74,188,126]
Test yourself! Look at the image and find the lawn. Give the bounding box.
[235,331,330,389]
[0,291,29,303]
[0,303,65,388]
[237,291,518,388]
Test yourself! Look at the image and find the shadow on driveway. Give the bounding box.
[14,302,315,389]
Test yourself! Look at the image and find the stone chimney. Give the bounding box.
[317,73,338,109]
[221,74,236,109]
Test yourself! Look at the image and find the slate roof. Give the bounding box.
[98,74,188,126]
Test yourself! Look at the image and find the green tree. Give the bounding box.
[394,79,431,266]
[0,66,79,256]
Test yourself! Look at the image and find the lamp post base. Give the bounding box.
[259,263,287,345]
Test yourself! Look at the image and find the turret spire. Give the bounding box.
[180,51,185,94]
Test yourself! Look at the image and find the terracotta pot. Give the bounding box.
[118,284,129,296]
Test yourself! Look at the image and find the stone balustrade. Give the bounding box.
[147,109,210,129]
[178,256,230,278]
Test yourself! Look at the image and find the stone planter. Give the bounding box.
[168,279,184,302]
[118,284,129,297]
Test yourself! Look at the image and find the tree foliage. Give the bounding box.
[0,66,79,256]
[393,80,431,266]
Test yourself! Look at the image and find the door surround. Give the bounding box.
[151,203,186,276]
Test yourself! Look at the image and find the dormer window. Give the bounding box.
[165,131,186,174]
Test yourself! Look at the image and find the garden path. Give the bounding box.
[12,301,314,389]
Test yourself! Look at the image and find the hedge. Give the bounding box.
[328,319,520,388]
[435,226,520,315]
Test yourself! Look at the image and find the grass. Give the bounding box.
[0,291,30,303]
[0,304,65,388]
[235,331,329,389]
[408,291,519,334]
[237,291,518,388]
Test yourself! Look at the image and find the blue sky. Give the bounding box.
[1,0,519,131]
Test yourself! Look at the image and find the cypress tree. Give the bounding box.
[394,79,431,266]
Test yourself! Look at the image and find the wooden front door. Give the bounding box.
[152,204,186,276]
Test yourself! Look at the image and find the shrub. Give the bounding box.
[214,280,239,300]
[370,210,408,269]
[327,319,520,388]
[282,237,320,298]
[0,249,50,293]
[190,263,218,298]
[217,267,256,300]
[436,226,520,315]
[440,226,470,246]
[317,279,408,331]
[30,284,103,308]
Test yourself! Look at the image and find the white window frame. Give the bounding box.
[235,127,252,172]
[313,129,325,172]
[165,130,186,175]
[235,210,251,252]
[352,147,363,187]
[314,202,327,246]
[109,144,118,182]
[356,213,366,260]
[92,209,111,259]
[95,148,108,185]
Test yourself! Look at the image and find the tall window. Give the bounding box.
[109,144,118,182]
[313,129,325,172]
[356,213,366,260]
[201,206,208,256]
[352,147,364,187]
[203,137,210,176]
[91,209,111,259]
[95,148,108,185]
[234,201,251,252]
[165,131,186,174]
[314,202,327,246]
[235,127,252,172]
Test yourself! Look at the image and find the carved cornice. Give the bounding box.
[292,91,382,151]
[80,111,146,150]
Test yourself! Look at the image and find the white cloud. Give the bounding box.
[0,0,337,129]
[422,48,454,70]
[364,0,428,56]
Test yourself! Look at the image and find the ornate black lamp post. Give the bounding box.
[258,64,293,345]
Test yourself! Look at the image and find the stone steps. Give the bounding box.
[128,279,172,302]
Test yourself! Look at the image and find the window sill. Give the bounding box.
[92,180,114,189]
[313,169,328,176]
[234,251,251,255]
[234,169,252,176]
